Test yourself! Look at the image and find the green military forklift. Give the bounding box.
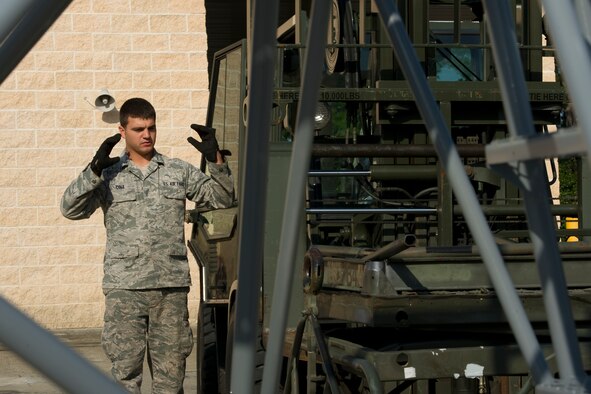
[188,1,591,392]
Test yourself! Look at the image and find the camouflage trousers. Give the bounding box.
[102,287,194,394]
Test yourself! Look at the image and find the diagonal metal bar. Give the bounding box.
[541,0,591,171]
[0,296,127,394]
[372,0,552,385]
[260,1,331,392]
[0,0,35,44]
[0,0,72,85]
[229,0,278,392]
[486,127,584,165]
[482,0,587,386]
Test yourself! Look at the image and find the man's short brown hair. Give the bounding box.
[119,98,156,127]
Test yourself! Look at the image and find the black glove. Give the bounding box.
[188,124,219,162]
[90,134,121,176]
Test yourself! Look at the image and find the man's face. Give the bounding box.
[119,116,157,159]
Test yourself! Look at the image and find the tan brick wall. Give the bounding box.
[0,0,208,330]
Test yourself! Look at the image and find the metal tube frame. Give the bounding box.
[0,0,72,85]
[0,0,36,44]
[229,0,279,391]
[260,0,331,392]
[266,0,585,389]
[238,0,591,390]
[541,0,591,170]
[482,0,588,388]
[0,296,127,394]
[373,0,553,385]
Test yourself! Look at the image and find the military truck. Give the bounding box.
[187,1,591,392]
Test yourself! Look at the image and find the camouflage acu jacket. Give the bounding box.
[60,151,234,289]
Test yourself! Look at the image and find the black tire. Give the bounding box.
[197,303,220,394]
[224,305,266,393]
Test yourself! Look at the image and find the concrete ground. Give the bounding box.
[0,329,197,394]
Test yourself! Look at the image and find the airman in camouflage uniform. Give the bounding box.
[61,98,234,393]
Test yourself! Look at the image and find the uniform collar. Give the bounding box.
[120,150,165,169]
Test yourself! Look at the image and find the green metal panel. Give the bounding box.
[262,143,305,330]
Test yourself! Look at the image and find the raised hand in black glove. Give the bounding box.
[90,134,122,176]
[187,123,219,163]
[187,124,220,162]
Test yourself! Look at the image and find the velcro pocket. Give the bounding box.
[163,188,185,200]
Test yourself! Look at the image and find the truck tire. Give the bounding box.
[197,304,221,394]
[224,305,265,393]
